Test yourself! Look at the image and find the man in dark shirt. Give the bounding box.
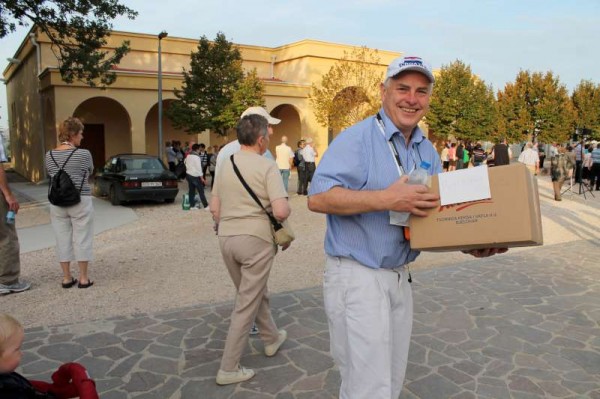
[490,137,511,166]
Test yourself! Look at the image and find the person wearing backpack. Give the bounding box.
[45,117,94,289]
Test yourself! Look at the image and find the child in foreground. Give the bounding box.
[0,313,99,399]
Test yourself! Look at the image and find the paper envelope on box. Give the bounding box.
[409,163,543,251]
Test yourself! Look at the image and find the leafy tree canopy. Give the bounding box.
[214,68,266,131]
[166,32,248,136]
[571,79,600,140]
[1,0,137,87]
[497,70,575,144]
[310,47,382,133]
[427,60,497,143]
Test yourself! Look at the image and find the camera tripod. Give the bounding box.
[562,140,595,199]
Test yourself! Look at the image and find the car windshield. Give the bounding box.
[121,158,164,172]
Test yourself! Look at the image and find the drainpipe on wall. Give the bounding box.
[270,55,277,79]
[29,32,47,181]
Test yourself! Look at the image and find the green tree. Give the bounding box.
[1,0,137,87]
[214,68,265,131]
[497,70,575,144]
[496,72,530,143]
[166,32,244,136]
[571,79,600,140]
[427,60,497,143]
[310,47,382,134]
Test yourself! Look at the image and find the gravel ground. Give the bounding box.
[4,173,600,329]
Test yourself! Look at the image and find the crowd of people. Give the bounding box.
[439,137,511,172]
[438,136,600,203]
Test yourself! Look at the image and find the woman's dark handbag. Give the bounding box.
[230,155,295,247]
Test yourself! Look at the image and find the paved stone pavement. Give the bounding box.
[16,239,599,399]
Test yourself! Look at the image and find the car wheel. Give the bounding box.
[164,198,175,204]
[92,182,103,197]
[109,185,121,206]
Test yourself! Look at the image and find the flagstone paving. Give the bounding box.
[18,239,600,398]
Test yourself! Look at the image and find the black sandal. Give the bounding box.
[78,281,94,289]
[62,278,77,289]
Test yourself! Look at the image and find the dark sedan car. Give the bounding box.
[93,154,178,205]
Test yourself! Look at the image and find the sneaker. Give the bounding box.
[249,324,259,335]
[216,366,255,385]
[204,206,211,212]
[190,207,199,211]
[264,329,287,357]
[0,280,31,294]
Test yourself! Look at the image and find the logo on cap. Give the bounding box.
[399,57,425,67]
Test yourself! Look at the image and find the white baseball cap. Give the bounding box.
[240,106,281,125]
[386,56,435,83]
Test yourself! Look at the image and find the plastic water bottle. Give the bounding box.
[182,194,190,210]
[389,161,432,227]
[407,161,431,186]
[6,210,16,225]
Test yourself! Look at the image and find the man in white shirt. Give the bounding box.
[275,136,294,192]
[299,137,318,195]
[518,142,540,175]
[184,144,209,210]
[215,106,281,175]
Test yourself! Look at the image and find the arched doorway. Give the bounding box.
[73,97,131,170]
[270,104,301,155]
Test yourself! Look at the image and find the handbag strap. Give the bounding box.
[230,154,282,230]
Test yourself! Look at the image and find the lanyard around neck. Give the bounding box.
[376,113,406,176]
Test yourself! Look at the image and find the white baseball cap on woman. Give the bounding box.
[240,106,281,125]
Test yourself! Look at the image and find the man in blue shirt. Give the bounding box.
[308,56,506,399]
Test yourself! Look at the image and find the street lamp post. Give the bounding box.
[157,31,168,161]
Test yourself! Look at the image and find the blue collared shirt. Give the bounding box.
[308,109,442,269]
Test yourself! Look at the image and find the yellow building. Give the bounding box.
[3,28,401,182]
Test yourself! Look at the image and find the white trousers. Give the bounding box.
[323,256,413,399]
[50,196,94,262]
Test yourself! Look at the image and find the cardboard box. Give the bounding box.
[409,163,543,251]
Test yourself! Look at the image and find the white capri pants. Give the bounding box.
[50,196,94,262]
[323,256,413,399]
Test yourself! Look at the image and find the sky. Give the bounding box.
[1,0,599,130]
